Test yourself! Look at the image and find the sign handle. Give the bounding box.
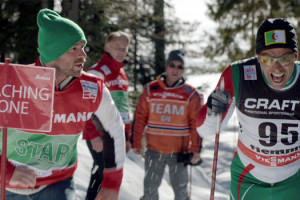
[4,58,10,65]
[1,58,10,200]
[1,128,7,200]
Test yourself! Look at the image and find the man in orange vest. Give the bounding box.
[132,50,203,200]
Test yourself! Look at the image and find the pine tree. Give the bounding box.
[0,0,50,63]
[203,0,300,70]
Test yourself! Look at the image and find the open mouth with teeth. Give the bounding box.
[271,72,284,83]
[76,64,84,69]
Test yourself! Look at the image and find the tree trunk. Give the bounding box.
[41,0,54,9]
[153,0,165,76]
[61,0,79,22]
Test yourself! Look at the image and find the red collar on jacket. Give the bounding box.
[32,57,72,91]
[157,73,185,88]
[98,52,128,73]
[33,57,42,66]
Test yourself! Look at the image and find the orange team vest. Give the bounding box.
[145,80,196,154]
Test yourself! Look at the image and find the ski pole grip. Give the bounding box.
[216,78,225,130]
[219,77,224,92]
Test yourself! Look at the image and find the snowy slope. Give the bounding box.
[74,73,239,200]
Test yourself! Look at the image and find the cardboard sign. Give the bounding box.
[0,62,55,132]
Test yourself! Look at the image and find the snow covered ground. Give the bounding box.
[74,73,239,200]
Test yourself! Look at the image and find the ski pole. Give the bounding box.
[189,165,192,198]
[210,78,225,200]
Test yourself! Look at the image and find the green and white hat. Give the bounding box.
[37,8,87,64]
[256,18,297,54]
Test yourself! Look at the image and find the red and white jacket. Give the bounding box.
[83,52,131,141]
[0,58,125,192]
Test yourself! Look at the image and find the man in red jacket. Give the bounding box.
[83,31,131,200]
[1,9,125,200]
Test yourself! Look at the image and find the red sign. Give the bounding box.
[0,62,55,132]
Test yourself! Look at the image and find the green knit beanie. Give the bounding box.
[37,8,87,64]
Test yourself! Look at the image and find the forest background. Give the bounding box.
[1,0,300,104]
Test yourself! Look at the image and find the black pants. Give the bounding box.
[85,140,105,200]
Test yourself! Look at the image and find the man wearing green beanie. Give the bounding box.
[37,8,87,65]
[1,8,125,200]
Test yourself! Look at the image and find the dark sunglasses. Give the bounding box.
[169,63,184,69]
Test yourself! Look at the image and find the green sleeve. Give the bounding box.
[231,61,240,105]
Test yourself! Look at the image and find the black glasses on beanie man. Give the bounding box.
[169,62,184,70]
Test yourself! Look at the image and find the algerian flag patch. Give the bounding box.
[265,30,286,46]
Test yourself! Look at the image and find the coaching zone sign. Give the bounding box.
[0,62,55,132]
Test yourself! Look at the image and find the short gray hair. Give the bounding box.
[105,31,131,45]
